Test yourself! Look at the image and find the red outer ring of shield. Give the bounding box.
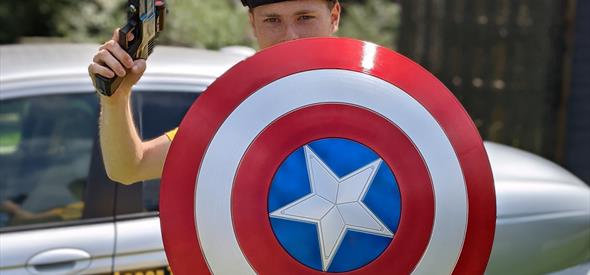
[160,37,496,275]
[232,104,434,274]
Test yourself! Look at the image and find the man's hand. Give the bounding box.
[88,29,147,102]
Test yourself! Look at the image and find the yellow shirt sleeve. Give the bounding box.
[166,127,179,141]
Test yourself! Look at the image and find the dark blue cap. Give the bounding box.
[240,0,291,9]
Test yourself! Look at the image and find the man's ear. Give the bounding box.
[330,2,341,33]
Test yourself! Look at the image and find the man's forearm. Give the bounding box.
[99,93,144,185]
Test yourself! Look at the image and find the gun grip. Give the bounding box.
[93,22,136,97]
[93,74,125,97]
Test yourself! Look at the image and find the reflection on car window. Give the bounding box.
[136,92,199,212]
[0,94,98,228]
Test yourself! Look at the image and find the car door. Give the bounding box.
[111,91,198,274]
[0,93,116,275]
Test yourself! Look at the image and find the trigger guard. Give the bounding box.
[118,21,137,54]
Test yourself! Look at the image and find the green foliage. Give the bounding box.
[53,0,255,49]
[0,0,82,43]
[158,0,255,49]
[55,0,125,43]
[1,0,400,49]
[338,0,400,49]
[0,0,123,44]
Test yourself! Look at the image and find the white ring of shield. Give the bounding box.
[194,70,468,275]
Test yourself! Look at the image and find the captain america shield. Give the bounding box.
[160,38,496,275]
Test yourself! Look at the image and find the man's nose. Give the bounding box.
[283,24,300,41]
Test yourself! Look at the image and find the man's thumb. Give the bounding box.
[125,59,146,84]
[118,59,146,92]
[131,59,146,75]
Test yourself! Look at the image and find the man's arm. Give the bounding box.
[99,95,171,184]
[89,29,170,185]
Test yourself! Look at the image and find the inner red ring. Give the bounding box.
[231,104,435,275]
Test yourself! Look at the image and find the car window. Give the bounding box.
[136,92,199,212]
[0,94,98,229]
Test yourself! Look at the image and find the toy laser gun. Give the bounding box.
[92,0,167,96]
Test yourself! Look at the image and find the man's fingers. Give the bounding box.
[88,63,116,79]
[95,50,127,77]
[89,28,143,88]
[112,28,120,41]
[99,40,134,69]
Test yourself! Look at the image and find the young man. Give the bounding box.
[87,0,341,184]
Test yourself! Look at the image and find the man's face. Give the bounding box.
[249,0,341,49]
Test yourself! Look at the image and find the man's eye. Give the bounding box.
[298,15,315,21]
[264,18,280,23]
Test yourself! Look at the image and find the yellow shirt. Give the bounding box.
[166,127,179,141]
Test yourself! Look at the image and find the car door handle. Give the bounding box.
[26,248,91,274]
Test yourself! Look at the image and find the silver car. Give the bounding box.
[0,44,588,275]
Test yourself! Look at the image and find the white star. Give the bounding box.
[270,146,394,271]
